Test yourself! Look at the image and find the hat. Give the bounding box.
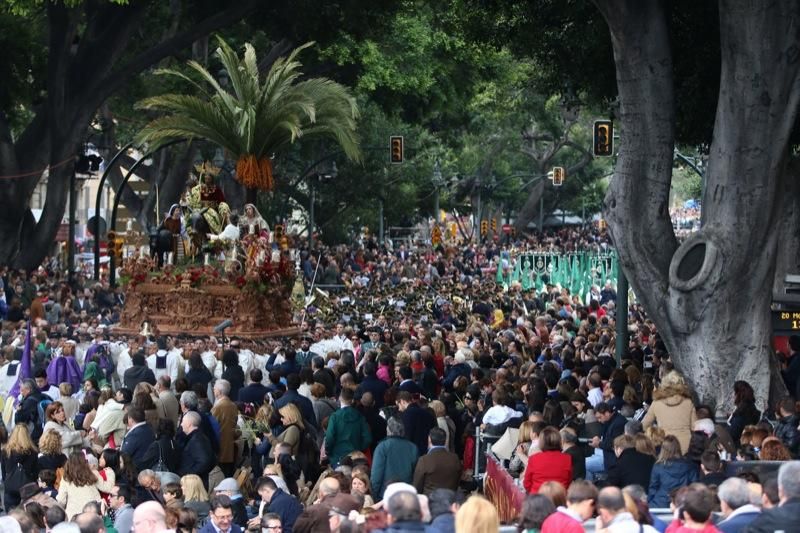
[381,482,417,504]
[19,482,41,501]
[327,493,361,516]
[214,478,240,494]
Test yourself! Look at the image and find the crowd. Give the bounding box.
[0,226,798,533]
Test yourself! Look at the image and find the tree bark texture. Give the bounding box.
[594,0,800,413]
[0,0,258,270]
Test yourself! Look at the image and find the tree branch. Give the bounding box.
[97,0,260,100]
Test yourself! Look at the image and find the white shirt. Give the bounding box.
[146,350,179,384]
[482,405,523,426]
[588,387,604,408]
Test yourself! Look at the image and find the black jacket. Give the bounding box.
[605,448,655,489]
[14,393,43,441]
[124,365,156,390]
[564,444,587,480]
[1,450,38,507]
[121,423,157,471]
[185,366,213,392]
[742,497,800,533]
[402,403,437,457]
[356,375,389,408]
[238,383,271,405]
[221,364,245,402]
[775,414,800,456]
[177,429,215,481]
[600,412,627,469]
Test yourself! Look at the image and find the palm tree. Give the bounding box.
[135,37,361,196]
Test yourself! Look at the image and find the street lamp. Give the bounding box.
[432,160,442,221]
[309,160,338,245]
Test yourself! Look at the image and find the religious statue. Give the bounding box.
[239,203,270,240]
[155,204,186,265]
[187,161,231,234]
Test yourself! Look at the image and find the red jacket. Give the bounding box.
[523,450,573,493]
[541,508,585,533]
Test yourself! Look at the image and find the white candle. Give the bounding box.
[204,253,210,266]
[271,250,281,263]
[167,252,174,265]
[249,224,255,234]
[140,245,147,257]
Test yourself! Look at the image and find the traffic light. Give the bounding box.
[593,120,614,157]
[491,218,497,233]
[274,224,284,241]
[389,136,404,164]
[552,167,565,186]
[107,232,117,259]
[480,220,488,236]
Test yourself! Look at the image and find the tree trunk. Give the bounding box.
[514,179,545,233]
[0,0,259,270]
[594,0,800,413]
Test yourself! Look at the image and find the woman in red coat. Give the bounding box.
[523,426,573,493]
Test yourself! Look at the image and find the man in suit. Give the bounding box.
[716,477,760,533]
[604,434,655,489]
[274,374,317,429]
[294,336,318,368]
[252,476,303,533]
[177,411,214,483]
[355,361,388,408]
[238,368,271,405]
[397,366,425,396]
[397,391,436,457]
[15,379,44,441]
[586,402,627,480]
[413,428,461,495]
[742,461,800,533]
[211,379,240,477]
[155,375,180,426]
[120,406,156,471]
[200,494,243,533]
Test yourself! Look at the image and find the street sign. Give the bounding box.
[502,224,512,234]
[772,309,800,333]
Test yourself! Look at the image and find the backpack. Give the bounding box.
[295,425,321,482]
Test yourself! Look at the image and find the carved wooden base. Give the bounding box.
[117,282,298,339]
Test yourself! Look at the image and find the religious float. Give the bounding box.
[115,234,301,339]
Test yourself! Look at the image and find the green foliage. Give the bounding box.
[136,38,361,163]
[2,0,127,17]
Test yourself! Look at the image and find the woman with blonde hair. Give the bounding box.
[430,400,456,452]
[37,429,68,472]
[181,474,211,520]
[642,371,696,453]
[509,421,543,477]
[267,403,304,457]
[2,425,38,508]
[455,495,499,533]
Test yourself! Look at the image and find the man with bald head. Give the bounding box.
[177,410,215,483]
[131,501,167,533]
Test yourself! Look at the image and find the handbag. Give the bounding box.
[4,461,30,494]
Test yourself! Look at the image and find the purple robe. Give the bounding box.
[46,355,83,394]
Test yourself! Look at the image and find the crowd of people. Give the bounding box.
[0,227,798,533]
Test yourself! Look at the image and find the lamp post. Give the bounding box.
[309,160,337,246]
[432,159,442,221]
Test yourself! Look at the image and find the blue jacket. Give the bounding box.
[425,513,455,533]
[274,390,318,428]
[199,522,242,533]
[371,436,419,498]
[121,423,156,471]
[648,459,699,508]
[716,508,761,533]
[238,383,271,405]
[268,489,304,533]
[356,375,389,408]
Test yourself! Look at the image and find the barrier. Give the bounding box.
[484,455,526,524]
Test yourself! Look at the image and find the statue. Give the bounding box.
[154,204,186,266]
[239,203,270,240]
[187,162,231,235]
